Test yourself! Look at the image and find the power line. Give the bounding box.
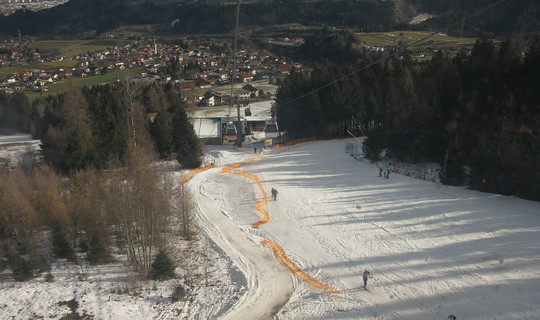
[277,0,509,110]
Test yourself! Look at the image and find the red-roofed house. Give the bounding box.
[276,64,291,74]
[237,72,254,82]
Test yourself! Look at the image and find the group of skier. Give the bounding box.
[378,167,391,178]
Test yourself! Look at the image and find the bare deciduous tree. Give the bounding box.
[179,186,195,241]
[0,168,44,278]
[68,169,112,263]
[106,145,172,274]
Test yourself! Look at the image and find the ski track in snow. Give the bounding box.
[193,139,540,320]
[2,135,539,320]
[187,165,294,320]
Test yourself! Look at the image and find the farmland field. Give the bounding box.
[23,67,142,101]
[355,30,480,50]
[29,39,130,56]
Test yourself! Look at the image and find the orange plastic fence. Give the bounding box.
[261,240,340,294]
[178,163,215,184]
[275,137,316,152]
[222,155,269,228]
[221,155,341,294]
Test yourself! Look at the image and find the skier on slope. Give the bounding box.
[362,270,372,288]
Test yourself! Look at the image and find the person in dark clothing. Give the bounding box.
[254,147,257,154]
[271,188,278,201]
[362,270,371,288]
[379,167,383,177]
[447,315,457,320]
[386,168,390,179]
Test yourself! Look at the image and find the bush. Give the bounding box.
[171,283,186,302]
[151,249,175,281]
[51,222,76,262]
[9,250,33,281]
[87,235,111,265]
[45,271,54,282]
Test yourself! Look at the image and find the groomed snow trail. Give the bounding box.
[186,160,294,320]
[185,139,540,319]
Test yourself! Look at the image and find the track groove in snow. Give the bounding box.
[196,139,540,319]
[187,167,294,320]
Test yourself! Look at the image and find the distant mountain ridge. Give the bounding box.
[0,0,537,38]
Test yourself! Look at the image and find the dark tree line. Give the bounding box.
[0,0,395,37]
[276,33,540,201]
[2,0,536,39]
[0,91,33,134]
[25,80,201,174]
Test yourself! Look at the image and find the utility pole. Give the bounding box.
[231,0,244,147]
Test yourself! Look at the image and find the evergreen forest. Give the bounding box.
[276,31,540,201]
[1,79,201,173]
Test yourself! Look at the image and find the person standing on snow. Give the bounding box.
[379,167,383,177]
[271,188,278,201]
[362,270,371,288]
[386,168,390,179]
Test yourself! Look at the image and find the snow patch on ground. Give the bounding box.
[2,137,540,320]
[0,133,41,168]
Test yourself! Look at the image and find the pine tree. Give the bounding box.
[172,103,201,168]
[151,249,175,281]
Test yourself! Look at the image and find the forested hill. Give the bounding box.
[0,0,537,38]
[276,33,540,201]
[410,0,540,38]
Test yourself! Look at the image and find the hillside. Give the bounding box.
[2,136,539,319]
[0,0,537,38]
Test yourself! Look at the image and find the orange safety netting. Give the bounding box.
[221,155,341,294]
[275,137,316,152]
[178,163,215,184]
[222,155,269,228]
[261,240,340,294]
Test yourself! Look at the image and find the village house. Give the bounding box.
[0,36,299,96]
[237,72,254,82]
[235,89,251,100]
[275,63,292,74]
[242,84,259,98]
[200,90,223,107]
[196,76,212,88]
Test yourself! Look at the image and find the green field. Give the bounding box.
[2,38,132,80]
[355,31,479,50]
[29,39,130,56]
[23,67,142,101]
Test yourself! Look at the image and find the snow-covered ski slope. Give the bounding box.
[191,138,540,319]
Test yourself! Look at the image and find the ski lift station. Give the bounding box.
[190,116,279,146]
[189,100,281,146]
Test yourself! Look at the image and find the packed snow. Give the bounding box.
[0,133,41,168]
[192,139,540,319]
[1,134,540,319]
